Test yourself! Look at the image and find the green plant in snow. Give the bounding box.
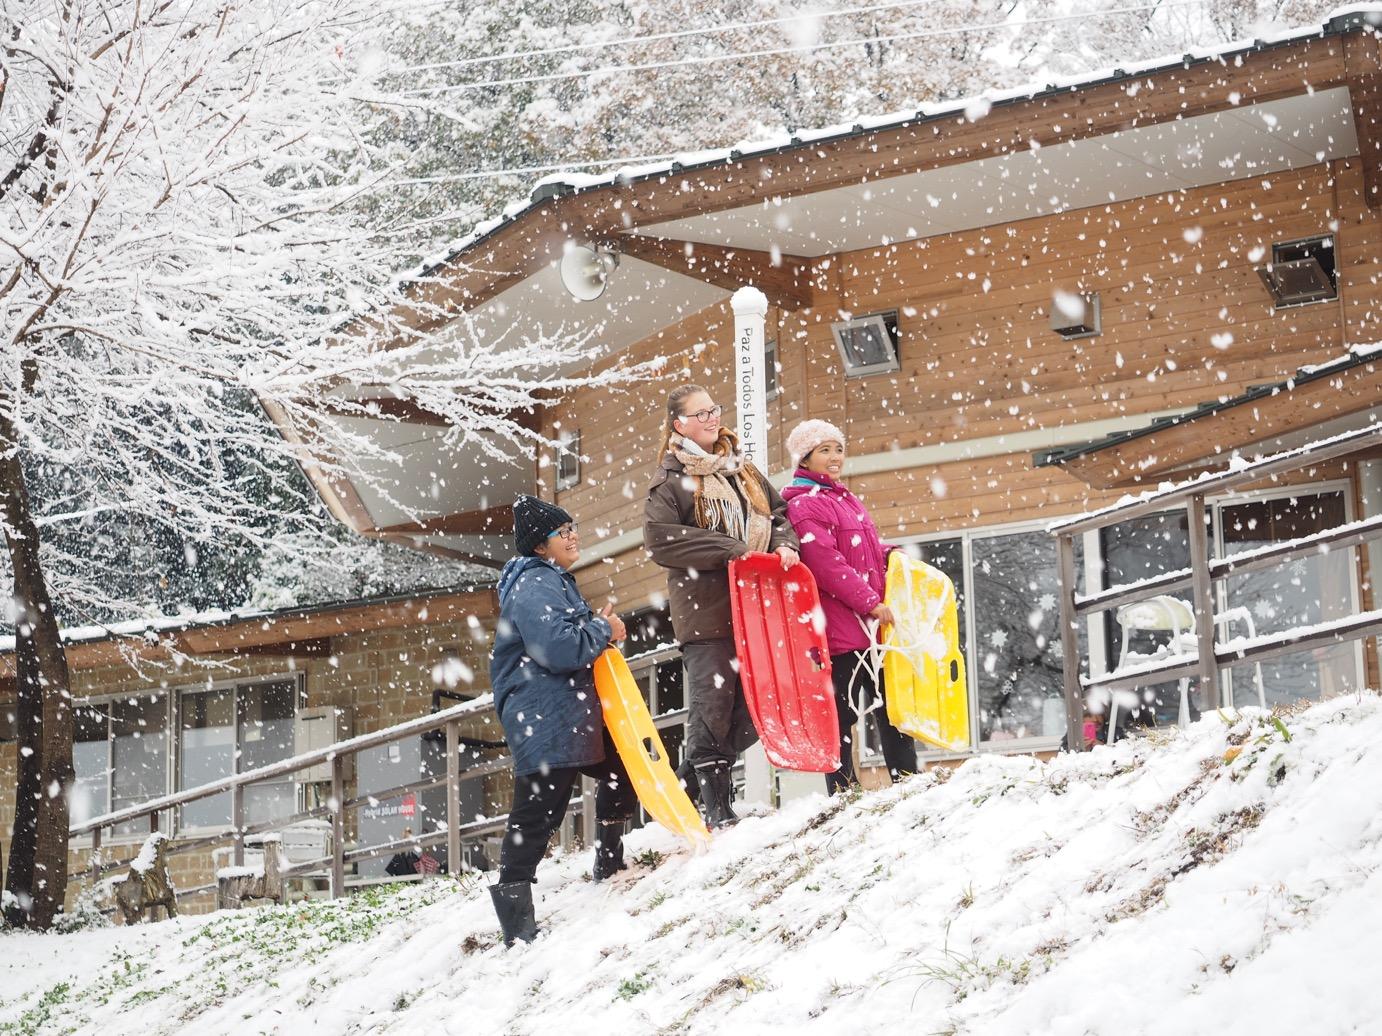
[0,982,71,1036]
[616,971,653,1000]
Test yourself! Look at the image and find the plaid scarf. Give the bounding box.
[670,431,773,554]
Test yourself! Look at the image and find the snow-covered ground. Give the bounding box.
[4,695,1381,1035]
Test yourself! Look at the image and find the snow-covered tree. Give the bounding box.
[1,0,653,929]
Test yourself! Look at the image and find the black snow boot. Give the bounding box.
[490,880,539,946]
[592,819,628,883]
[695,762,740,830]
[675,758,701,806]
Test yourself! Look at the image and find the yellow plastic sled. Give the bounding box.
[881,551,970,752]
[593,648,711,847]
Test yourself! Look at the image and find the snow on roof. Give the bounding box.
[404,5,1382,286]
[0,581,492,655]
[1035,340,1382,473]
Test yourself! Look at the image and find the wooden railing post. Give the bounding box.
[330,755,345,898]
[445,721,461,876]
[90,826,103,885]
[1057,532,1087,751]
[231,785,245,867]
[1187,493,1222,711]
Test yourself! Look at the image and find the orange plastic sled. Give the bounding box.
[593,648,710,847]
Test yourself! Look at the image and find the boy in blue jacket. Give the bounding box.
[488,495,636,946]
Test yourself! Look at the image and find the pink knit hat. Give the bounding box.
[786,419,846,466]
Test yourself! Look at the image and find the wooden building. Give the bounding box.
[294,10,1382,774]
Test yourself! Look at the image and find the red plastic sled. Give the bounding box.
[729,552,840,773]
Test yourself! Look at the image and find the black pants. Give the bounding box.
[498,732,638,884]
[827,649,919,795]
[682,638,759,770]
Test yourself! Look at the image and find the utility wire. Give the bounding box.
[398,0,1208,96]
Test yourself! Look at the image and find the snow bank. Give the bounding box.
[3,696,1381,1035]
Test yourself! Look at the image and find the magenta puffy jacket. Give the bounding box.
[781,468,892,656]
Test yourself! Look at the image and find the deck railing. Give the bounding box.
[1051,422,1382,751]
[69,695,507,901]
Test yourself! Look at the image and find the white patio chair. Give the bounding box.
[1111,595,1266,744]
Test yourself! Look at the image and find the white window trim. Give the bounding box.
[175,672,304,837]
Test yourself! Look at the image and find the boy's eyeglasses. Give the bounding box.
[679,404,722,425]
[548,523,579,541]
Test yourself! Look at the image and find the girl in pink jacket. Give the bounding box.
[781,420,919,794]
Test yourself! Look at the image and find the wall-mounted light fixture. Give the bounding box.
[1052,291,1100,340]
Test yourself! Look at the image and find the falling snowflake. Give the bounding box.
[988,629,1009,649]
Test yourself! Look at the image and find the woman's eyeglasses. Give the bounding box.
[548,523,579,541]
[679,404,723,425]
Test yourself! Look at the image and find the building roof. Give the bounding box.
[0,582,496,675]
[1035,343,1382,487]
[403,6,1382,286]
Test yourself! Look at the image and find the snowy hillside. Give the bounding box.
[4,696,1381,1036]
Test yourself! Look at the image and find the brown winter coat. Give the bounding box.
[644,453,799,644]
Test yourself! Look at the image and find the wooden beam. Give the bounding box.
[377,505,515,537]
[231,637,333,659]
[615,235,817,311]
[371,531,507,570]
[1346,29,1382,209]
[326,397,451,427]
[1059,359,1382,489]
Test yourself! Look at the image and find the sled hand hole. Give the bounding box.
[642,737,661,762]
[950,659,960,683]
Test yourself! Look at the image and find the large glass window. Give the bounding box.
[179,678,299,829]
[972,529,1069,743]
[1217,490,1360,706]
[70,695,169,836]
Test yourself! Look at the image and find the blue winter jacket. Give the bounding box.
[490,556,613,776]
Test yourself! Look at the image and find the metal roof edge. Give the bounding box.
[1032,345,1382,470]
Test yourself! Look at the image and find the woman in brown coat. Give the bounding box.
[643,384,799,827]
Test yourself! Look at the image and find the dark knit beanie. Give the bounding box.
[513,495,573,556]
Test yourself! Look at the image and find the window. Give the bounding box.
[556,428,580,491]
[1257,235,1337,308]
[70,694,170,837]
[830,312,900,377]
[0,699,16,742]
[1215,489,1360,706]
[179,678,300,830]
[1100,510,1193,730]
[972,529,1070,743]
[765,340,781,400]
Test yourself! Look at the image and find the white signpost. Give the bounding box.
[732,287,769,468]
[730,286,777,804]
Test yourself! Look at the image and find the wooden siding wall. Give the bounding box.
[547,158,1382,611]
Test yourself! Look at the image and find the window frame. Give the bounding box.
[67,689,175,846]
[175,672,305,837]
[555,427,581,491]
